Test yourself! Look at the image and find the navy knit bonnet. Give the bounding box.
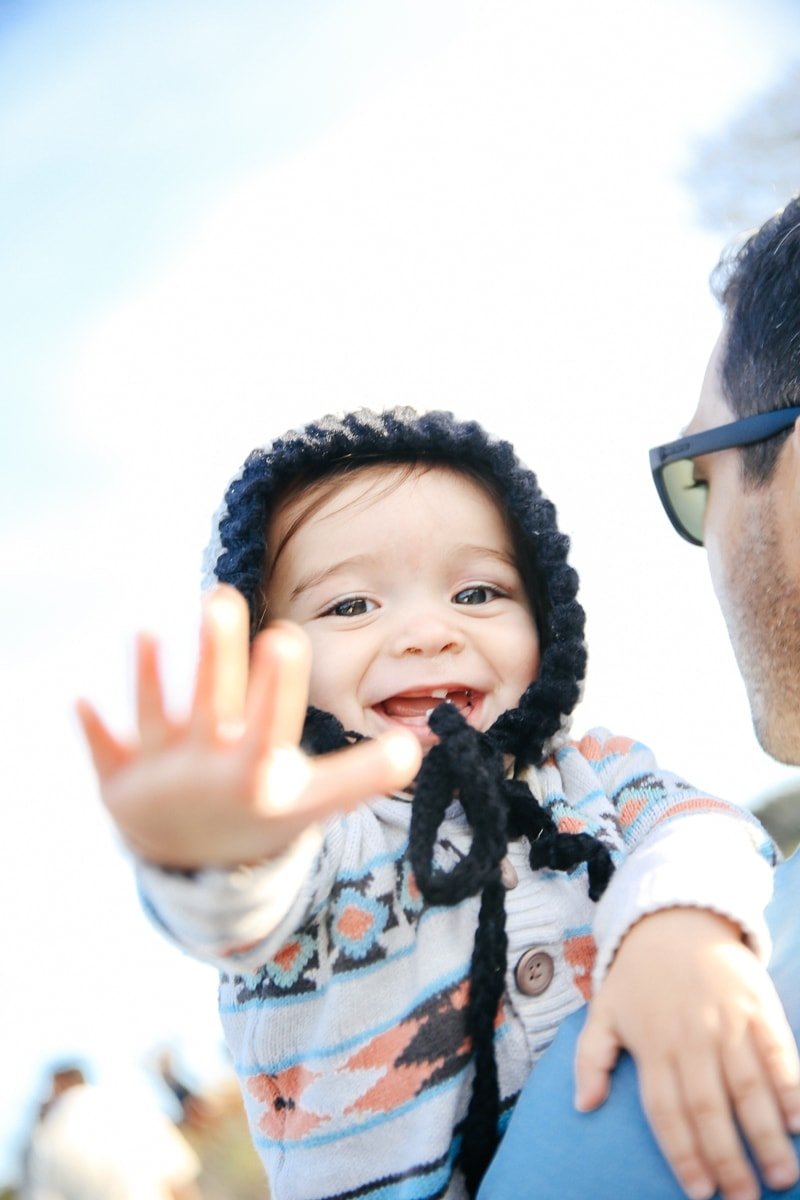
[205,408,613,1194]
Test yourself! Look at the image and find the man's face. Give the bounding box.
[266,464,540,751]
[686,331,800,762]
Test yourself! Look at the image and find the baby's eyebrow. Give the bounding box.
[455,545,516,568]
[289,545,516,601]
[290,555,372,601]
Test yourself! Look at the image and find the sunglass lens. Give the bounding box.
[661,458,707,545]
[662,456,710,547]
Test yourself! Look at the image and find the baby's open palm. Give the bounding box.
[77,585,421,869]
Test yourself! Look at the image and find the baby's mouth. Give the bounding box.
[375,687,474,722]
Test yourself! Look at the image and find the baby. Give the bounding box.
[78,409,800,1200]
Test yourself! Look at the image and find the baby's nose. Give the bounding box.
[392,609,465,657]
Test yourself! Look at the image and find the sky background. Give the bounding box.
[3,0,800,1185]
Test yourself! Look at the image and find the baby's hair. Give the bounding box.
[256,457,549,646]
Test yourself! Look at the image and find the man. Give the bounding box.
[24,1062,203,1200]
[479,196,800,1200]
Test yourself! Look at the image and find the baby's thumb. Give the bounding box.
[573,1002,621,1112]
[290,731,422,824]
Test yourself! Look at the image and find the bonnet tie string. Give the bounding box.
[301,703,613,1196]
[408,703,508,1197]
[408,703,614,1196]
[502,776,614,903]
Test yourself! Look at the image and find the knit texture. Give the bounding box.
[205,408,611,1192]
[136,730,776,1200]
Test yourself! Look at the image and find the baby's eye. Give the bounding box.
[453,585,505,606]
[323,596,376,618]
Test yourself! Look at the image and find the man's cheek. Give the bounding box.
[705,534,728,608]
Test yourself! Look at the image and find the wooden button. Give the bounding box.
[499,857,518,890]
[514,949,554,997]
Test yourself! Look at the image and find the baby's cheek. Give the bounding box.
[305,667,332,714]
[305,651,354,727]
[511,619,540,689]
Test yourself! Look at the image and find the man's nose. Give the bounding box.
[390,605,465,657]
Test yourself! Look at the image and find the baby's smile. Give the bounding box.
[377,687,473,718]
[370,686,479,746]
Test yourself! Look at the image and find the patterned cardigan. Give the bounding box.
[138,730,775,1200]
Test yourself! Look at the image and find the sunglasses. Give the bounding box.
[649,406,800,546]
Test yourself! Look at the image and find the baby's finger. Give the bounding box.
[722,1035,799,1195]
[573,1003,620,1111]
[676,1053,757,1200]
[639,1063,715,1200]
[752,1002,800,1134]
[136,632,169,750]
[280,732,421,822]
[192,585,250,738]
[75,699,130,780]
[245,621,313,753]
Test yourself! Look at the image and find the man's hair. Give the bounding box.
[711,193,800,482]
[50,1064,87,1091]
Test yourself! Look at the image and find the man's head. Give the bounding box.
[38,1063,88,1119]
[650,197,800,762]
[712,194,800,481]
[50,1065,86,1097]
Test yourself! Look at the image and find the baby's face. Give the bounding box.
[266,465,540,750]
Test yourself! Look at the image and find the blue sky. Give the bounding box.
[1,0,462,513]
[3,0,800,1185]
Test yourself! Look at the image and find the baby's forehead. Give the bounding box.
[272,459,506,531]
[266,459,514,573]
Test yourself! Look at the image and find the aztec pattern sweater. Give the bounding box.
[138,731,775,1200]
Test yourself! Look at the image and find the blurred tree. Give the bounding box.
[753,783,800,857]
[684,61,800,235]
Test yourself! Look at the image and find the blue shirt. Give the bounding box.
[479,852,800,1199]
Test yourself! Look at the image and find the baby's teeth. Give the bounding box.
[431,688,449,698]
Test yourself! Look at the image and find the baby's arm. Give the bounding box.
[579,904,800,1200]
[568,741,800,1200]
[78,585,420,879]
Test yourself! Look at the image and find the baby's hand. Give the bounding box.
[77,585,421,869]
[574,908,800,1200]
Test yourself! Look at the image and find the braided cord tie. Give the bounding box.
[503,778,614,903]
[408,704,508,1195]
[409,705,615,1195]
[302,702,614,1196]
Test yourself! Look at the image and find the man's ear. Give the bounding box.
[787,416,800,495]
[790,416,800,454]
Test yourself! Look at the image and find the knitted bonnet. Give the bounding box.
[205,408,613,1194]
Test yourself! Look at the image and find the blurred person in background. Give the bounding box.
[23,1061,203,1200]
[153,1049,213,1131]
